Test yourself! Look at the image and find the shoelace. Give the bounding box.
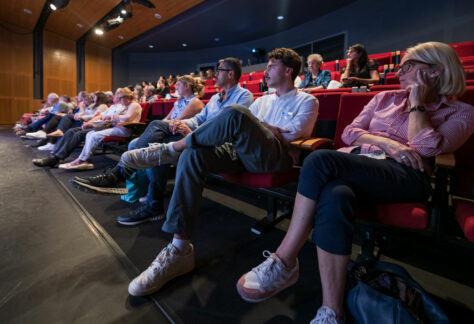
[252,251,284,290]
[148,142,166,165]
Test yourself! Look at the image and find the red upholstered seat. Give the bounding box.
[101,102,150,144]
[451,41,474,58]
[244,80,262,93]
[458,86,474,105]
[385,75,400,84]
[370,84,401,91]
[102,136,127,143]
[151,100,164,116]
[321,61,336,71]
[239,73,252,82]
[221,168,300,188]
[251,71,264,80]
[163,101,174,115]
[368,52,392,66]
[465,69,474,80]
[202,90,217,100]
[454,199,474,242]
[330,71,341,82]
[460,56,474,66]
[204,78,216,86]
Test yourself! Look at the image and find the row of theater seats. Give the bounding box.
[200,41,474,98]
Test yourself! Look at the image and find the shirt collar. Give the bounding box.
[275,87,297,99]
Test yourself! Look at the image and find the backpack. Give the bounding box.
[346,261,449,323]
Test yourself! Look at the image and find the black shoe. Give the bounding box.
[73,172,119,187]
[32,155,59,167]
[117,204,165,226]
[30,138,49,148]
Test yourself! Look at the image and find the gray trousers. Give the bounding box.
[162,104,293,236]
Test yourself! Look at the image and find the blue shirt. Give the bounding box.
[51,102,70,114]
[299,70,331,89]
[170,96,195,120]
[183,84,253,130]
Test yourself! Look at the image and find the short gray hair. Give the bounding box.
[307,53,323,64]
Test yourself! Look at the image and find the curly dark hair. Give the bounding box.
[267,48,302,81]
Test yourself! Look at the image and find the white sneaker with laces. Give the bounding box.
[128,243,195,296]
[310,306,345,324]
[38,143,56,151]
[25,130,46,139]
[236,250,298,303]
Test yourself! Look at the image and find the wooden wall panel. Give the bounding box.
[85,41,112,92]
[43,30,77,99]
[0,27,39,124]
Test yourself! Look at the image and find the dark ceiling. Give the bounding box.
[118,0,356,52]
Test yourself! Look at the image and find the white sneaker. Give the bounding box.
[138,196,147,204]
[236,251,299,303]
[147,143,181,165]
[310,306,345,324]
[128,243,195,296]
[25,130,46,139]
[38,143,56,151]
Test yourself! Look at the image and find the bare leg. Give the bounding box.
[171,137,188,152]
[276,193,316,268]
[317,247,350,316]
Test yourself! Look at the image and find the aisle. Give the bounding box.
[0,129,168,324]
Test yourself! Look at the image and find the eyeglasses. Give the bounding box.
[216,68,232,73]
[119,96,129,100]
[394,60,435,73]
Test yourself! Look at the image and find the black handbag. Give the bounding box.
[346,261,449,323]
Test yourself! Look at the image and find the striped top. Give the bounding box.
[341,89,474,157]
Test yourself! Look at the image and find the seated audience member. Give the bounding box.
[32,92,111,167]
[168,74,177,86]
[198,70,207,82]
[206,69,216,80]
[299,54,331,91]
[134,85,146,103]
[156,79,170,98]
[105,91,114,105]
[145,85,158,102]
[20,94,72,138]
[78,48,318,297]
[58,88,141,170]
[237,41,474,323]
[341,43,380,87]
[72,61,253,223]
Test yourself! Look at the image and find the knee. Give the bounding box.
[317,181,356,223]
[221,104,249,119]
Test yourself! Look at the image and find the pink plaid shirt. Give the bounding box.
[341,90,474,158]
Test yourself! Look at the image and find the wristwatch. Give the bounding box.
[409,105,426,113]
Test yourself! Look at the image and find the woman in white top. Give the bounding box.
[60,88,142,170]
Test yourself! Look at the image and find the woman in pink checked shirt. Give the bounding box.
[237,41,474,323]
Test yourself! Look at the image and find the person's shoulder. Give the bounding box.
[321,69,331,75]
[367,59,379,69]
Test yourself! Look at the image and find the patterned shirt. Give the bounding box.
[169,96,195,120]
[341,89,474,157]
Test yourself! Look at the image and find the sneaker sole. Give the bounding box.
[128,262,195,296]
[117,214,165,226]
[70,179,128,195]
[235,273,298,303]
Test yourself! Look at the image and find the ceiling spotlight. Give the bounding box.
[24,9,32,14]
[182,43,187,47]
[121,9,127,14]
[76,23,83,28]
[49,0,70,11]
[118,35,124,39]
[277,16,284,20]
[94,28,104,35]
[154,13,162,19]
[214,37,220,42]
[148,45,154,48]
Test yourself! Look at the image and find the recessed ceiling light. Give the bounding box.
[118,35,124,40]
[76,23,83,28]
[182,43,187,47]
[214,37,220,42]
[154,13,162,19]
[121,9,127,14]
[50,4,57,11]
[94,28,104,35]
[148,45,154,48]
[277,16,284,20]
[24,9,32,14]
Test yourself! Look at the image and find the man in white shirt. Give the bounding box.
[125,48,319,297]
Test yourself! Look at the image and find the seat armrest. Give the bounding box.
[290,137,333,151]
[435,152,455,169]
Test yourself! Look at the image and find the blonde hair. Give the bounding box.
[178,75,204,96]
[405,41,466,97]
[307,53,323,64]
[115,87,133,99]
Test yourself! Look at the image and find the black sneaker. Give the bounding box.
[73,172,119,187]
[30,138,49,148]
[32,155,59,167]
[117,204,165,226]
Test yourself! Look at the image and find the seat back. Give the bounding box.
[312,92,344,139]
[370,84,401,92]
[451,41,474,58]
[458,86,474,105]
[252,71,265,80]
[151,100,164,118]
[138,102,150,122]
[368,52,392,66]
[333,93,377,150]
[245,80,262,93]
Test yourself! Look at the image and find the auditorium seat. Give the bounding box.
[204,78,216,86]
[239,73,252,82]
[251,71,264,80]
[369,84,401,91]
[451,41,474,58]
[385,75,400,85]
[321,61,336,71]
[460,56,474,67]
[458,86,474,105]
[244,80,262,93]
[368,52,392,66]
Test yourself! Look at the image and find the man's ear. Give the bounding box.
[286,67,294,78]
